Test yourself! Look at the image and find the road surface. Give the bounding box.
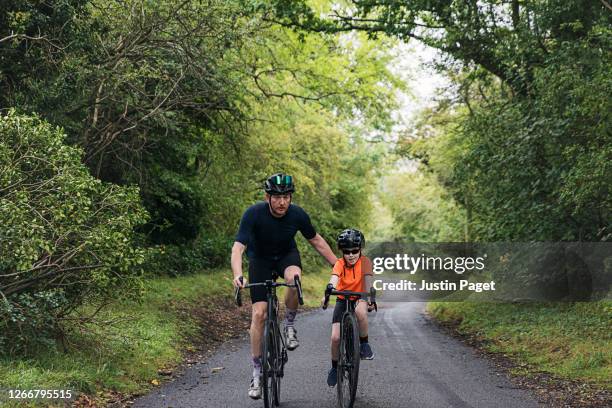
[133,302,543,408]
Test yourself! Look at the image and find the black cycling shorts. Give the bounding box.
[332,298,359,324]
[248,249,302,303]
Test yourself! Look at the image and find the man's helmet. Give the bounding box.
[264,173,295,195]
[337,228,365,249]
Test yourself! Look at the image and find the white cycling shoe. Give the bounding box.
[248,375,262,400]
[285,326,299,350]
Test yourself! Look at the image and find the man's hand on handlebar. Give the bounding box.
[233,275,245,288]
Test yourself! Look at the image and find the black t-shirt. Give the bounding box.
[235,201,317,258]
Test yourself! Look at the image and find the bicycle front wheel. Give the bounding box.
[273,321,283,406]
[337,312,360,408]
[262,320,277,408]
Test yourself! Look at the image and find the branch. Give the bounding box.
[0,32,63,50]
[330,12,445,29]
[1,264,105,297]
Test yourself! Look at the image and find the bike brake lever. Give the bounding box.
[295,275,304,306]
[235,276,243,307]
[369,287,377,312]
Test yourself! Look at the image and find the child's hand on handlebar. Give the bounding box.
[321,283,334,309]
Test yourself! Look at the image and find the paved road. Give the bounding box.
[133,302,543,408]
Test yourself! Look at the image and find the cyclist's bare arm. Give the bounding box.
[321,275,339,306]
[231,241,246,288]
[362,257,374,291]
[308,233,337,266]
[362,257,377,311]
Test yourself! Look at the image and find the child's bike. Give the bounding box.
[323,286,377,408]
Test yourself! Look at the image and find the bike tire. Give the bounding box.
[262,320,276,408]
[337,312,360,408]
[273,320,282,406]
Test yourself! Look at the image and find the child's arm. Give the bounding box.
[364,274,373,292]
[362,257,374,291]
[328,274,339,288]
[322,262,341,308]
[362,257,377,311]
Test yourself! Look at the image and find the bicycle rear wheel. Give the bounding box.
[262,321,277,408]
[337,313,360,408]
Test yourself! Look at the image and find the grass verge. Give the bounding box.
[428,301,612,389]
[0,267,331,407]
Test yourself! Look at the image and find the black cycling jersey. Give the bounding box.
[235,201,316,258]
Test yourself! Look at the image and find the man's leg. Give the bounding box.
[250,301,267,359]
[247,255,271,400]
[248,301,267,399]
[283,265,301,309]
[355,300,373,359]
[283,265,301,350]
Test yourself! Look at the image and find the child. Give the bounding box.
[324,228,376,387]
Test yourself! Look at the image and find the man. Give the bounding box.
[231,173,337,400]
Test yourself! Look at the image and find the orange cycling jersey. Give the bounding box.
[332,256,373,299]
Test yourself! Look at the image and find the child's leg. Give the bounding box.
[356,300,374,359]
[355,300,369,339]
[331,323,341,361]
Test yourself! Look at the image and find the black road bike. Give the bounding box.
[235,274,304,408]
[323,286,377,408]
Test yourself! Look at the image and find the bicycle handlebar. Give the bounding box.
[322,286,377,311]
[235,275,304,307]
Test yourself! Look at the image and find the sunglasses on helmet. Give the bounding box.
[275,174,292,185]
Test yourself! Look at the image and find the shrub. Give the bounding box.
[0,110,149,354]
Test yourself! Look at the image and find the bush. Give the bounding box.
[143,234,233,276]
[0,110,149,354]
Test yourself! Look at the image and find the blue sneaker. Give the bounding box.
[327,367,337,387]
[360,342,374,360]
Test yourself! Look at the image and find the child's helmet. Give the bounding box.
[337,228,365,249]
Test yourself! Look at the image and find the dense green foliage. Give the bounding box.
[382,170,465,242]
[406,30,611,241]
[0,0,398,265]
[0,0,399,354]
[0,110,148,354]
[267,0,611,242]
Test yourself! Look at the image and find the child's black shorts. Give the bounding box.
[332,298,361,323]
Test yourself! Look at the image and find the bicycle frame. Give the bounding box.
[235,274,303,408]
[323,287,376,408]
